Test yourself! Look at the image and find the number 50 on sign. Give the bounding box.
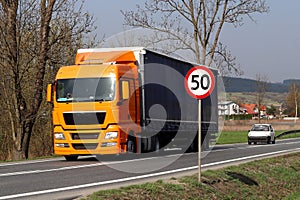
[185,66,215,100]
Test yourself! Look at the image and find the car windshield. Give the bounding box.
[56,77,116,102]
[251,125,269,131]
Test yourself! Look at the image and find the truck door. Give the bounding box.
[119,78,137,124]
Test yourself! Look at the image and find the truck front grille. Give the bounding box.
[63,112,106,125]
[71,133,99,140]
[72,143,98,150]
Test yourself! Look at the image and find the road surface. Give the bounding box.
[0,138,299,200]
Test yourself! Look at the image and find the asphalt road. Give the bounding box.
[0,138,299,200]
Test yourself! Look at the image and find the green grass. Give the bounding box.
[83,153,300,200]
[279,131,300,139]
[216,130,300,145]
[217,131,248,144]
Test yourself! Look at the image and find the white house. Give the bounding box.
[218,101,240,116]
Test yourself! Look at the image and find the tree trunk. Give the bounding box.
[12,148,22,161]
[22,119,35,159]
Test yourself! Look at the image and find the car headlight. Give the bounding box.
[54,133,65,140]
[104,132,118,139]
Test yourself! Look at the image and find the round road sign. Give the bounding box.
[185,66,215,99]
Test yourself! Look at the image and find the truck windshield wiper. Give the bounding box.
[95,98,106,102]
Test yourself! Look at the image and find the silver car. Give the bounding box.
[248,124,275,145]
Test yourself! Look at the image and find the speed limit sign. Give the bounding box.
[185,66,215,99]
[184,65,215,182]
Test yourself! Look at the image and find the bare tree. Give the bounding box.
[286,82,300,121]
[0,0,96,160]
[256,73,269,123]
[121,0,268,75]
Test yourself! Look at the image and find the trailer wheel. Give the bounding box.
[202,137,210,151]
[151,136,160,153]
[187,137,197,152]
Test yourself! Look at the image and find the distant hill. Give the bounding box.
[283,79,300,85]
[222,77,300,93]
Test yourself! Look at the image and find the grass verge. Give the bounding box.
[217,131,248,144]
[83,153,300,200]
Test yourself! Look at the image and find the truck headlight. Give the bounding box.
[54,133,65,140]
[104,132,118,139]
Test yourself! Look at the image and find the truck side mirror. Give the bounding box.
[46,84,52,103]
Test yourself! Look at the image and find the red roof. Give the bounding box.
[239,104,266,115]
[240,104,257,114]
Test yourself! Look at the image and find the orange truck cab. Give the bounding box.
[47,47,218,161]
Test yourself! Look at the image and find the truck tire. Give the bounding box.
[187,138,197,152]
[64,155,78,161]
[186,135,199,152]
[202,137,210,151]
[127,137,136,153]
[151,135,160,153]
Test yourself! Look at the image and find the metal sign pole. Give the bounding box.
[198,99,201,182]
[184,65,215,183]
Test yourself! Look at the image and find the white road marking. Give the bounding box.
[211,140,300,152]
[0,154,182,177]
[0,166,198,200]
[0,163,105,177]
[0,158,63,167]
[202,147,300,167]
[0,147,299,200]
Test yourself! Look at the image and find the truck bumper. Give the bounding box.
[54,144,121,156]
[53,126,124,156]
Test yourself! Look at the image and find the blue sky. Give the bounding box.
[84,1,300,83]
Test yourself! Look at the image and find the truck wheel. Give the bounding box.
[248,141,251,145]
[64,155,78,161]
[202,137,209,151]
[186,135,199,152]
[151,136,160,153]
[127,137,136,153]
[187,138,197,152]
[272,139,276,144]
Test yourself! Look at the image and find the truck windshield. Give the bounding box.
[56,78,116,102]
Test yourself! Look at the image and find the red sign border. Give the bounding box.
[184,66,215,99]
